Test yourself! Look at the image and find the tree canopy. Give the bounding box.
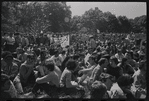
[1,2,146,35]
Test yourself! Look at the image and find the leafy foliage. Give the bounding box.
[1,2,146,35]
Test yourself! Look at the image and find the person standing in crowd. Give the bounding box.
[39,34,45,45]
[28,34,35,45]
[43,34,49,45]
[32,44,40,57]
[21,35,27,47]
[88,36,97,51]
[1,51,19,81]
[59,50,67,63]
[14,32,22,48]
[2,33,8,51]
[36,35,41,46]
[5,33,16,52]
[25,35,30,47]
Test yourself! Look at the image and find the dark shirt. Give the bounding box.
[106,65,123,80]
[49,49,55,56]
[36,37,40,46]
[33,49,40,57]
[118,63,134,75]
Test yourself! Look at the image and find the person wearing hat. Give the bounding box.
[32,44,40,57]
[1,51,19,81]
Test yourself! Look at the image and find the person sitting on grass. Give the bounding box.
[1,51,19,81]
[60,59,85,98]
[88,80,107,99]
[1,73,18,98]
[13,53,36,94]
[78,55,97,85]
[24,62,60,98]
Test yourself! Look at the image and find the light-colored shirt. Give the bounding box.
[59,54,66,63]
[6,36,15,45]
[50,55,62,67]
[115,53,125,62]
[60,68,78,88]
[84,53,91,65]
[132,69,146,89]
[109,83,126,98]
[90,64,103,82]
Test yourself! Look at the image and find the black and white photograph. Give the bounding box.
[1,1,147,100]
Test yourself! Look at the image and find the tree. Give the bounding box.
[1,1,72,35]
[117,16,132,33]
[130,15,146,33]
[103,11,120,33]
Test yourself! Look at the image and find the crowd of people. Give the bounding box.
[1,31,146,99]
